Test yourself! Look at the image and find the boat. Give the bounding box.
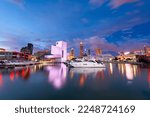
[0,60,38,68]
[69,59,105,68]
[5,61,36,66]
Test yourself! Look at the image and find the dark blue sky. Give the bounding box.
[0,0,150,52]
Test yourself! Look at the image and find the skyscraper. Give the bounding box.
[144,45,147,54]
[20,43,33,55]
[28,43,33,54]
[144,45,150,55]
[95,48,102,55]
[68,48,75,60]
[70,48,74,56]
[80,42,83,58]
[88,49,91,55]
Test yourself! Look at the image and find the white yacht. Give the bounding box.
[70,67,105,74]
[69,59,105,68]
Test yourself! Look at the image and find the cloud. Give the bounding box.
[125,10,140,15]
[0,32,28,51]
[95,16,150,37]
[89,0,139,9]
[109,0,138,9]
[69,35,150,53]
[70,36,117,51]
[116,36,150,51]
[33,38,68,52]
[81,18,89,24]
[9,0,25,9]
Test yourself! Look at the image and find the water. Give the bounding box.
[0,63,150,100]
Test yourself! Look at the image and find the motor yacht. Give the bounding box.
[69,59,105,68]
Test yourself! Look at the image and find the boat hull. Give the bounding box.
[70,68,105,74]
[69,62,105,68]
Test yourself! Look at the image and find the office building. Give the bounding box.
[88,49,91,55]
[95,48,102,55]
[0,50,29,60]
[20,43,33,55]
[34,50,50,60]
[79,42,83,58]
[70,48,74,56]
[144,46,150,55]
[68,48,75,60]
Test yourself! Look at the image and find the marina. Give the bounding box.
[0,62,150,100]
[0,40,150,100]
[0,0,150,100]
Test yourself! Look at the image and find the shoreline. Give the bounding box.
[102,61,143,65]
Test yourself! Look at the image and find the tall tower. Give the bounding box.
[144,45,147,54]
[95,48,102,56]
[88,49,91,55]
[27,43,33,55]
[80,42,83,58]
[70,48,74,56]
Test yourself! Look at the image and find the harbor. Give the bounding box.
[0,40,150,100]
[0,61,150,100]
[0,0,150,100]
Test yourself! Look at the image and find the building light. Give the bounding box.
[124,52,130,55]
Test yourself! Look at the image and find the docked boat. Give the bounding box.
[5,61,37,66]
[70,67,105,74]
[0,60,38,68]
[69,59,105,68]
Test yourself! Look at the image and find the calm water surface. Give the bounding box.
[0,63,150,100]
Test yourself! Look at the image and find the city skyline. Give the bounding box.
[0,0,150,52]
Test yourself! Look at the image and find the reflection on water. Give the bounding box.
[70,68,105,74]
[148,68,150,87]
[70,68,106,86]
[0,65,43,86]
[44,64,68,89]
[117,63,140,80]
[0,73,2,87]
[125,64,134,81]
[109,63,113,75]
[0,63,150,99]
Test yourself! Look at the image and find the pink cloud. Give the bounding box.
[71,36,117,51]
[89,0,139,9]
[0,32,28,51]
[116,37,150,51]
[109,0,138,9]
[70,35,150,53]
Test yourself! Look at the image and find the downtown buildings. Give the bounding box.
[0,48,29,61]
[20,43,33,55]
[0,43,34,61]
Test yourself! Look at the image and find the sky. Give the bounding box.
[0,0,150,53]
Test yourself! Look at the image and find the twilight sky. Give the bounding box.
[0,0,150,53]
